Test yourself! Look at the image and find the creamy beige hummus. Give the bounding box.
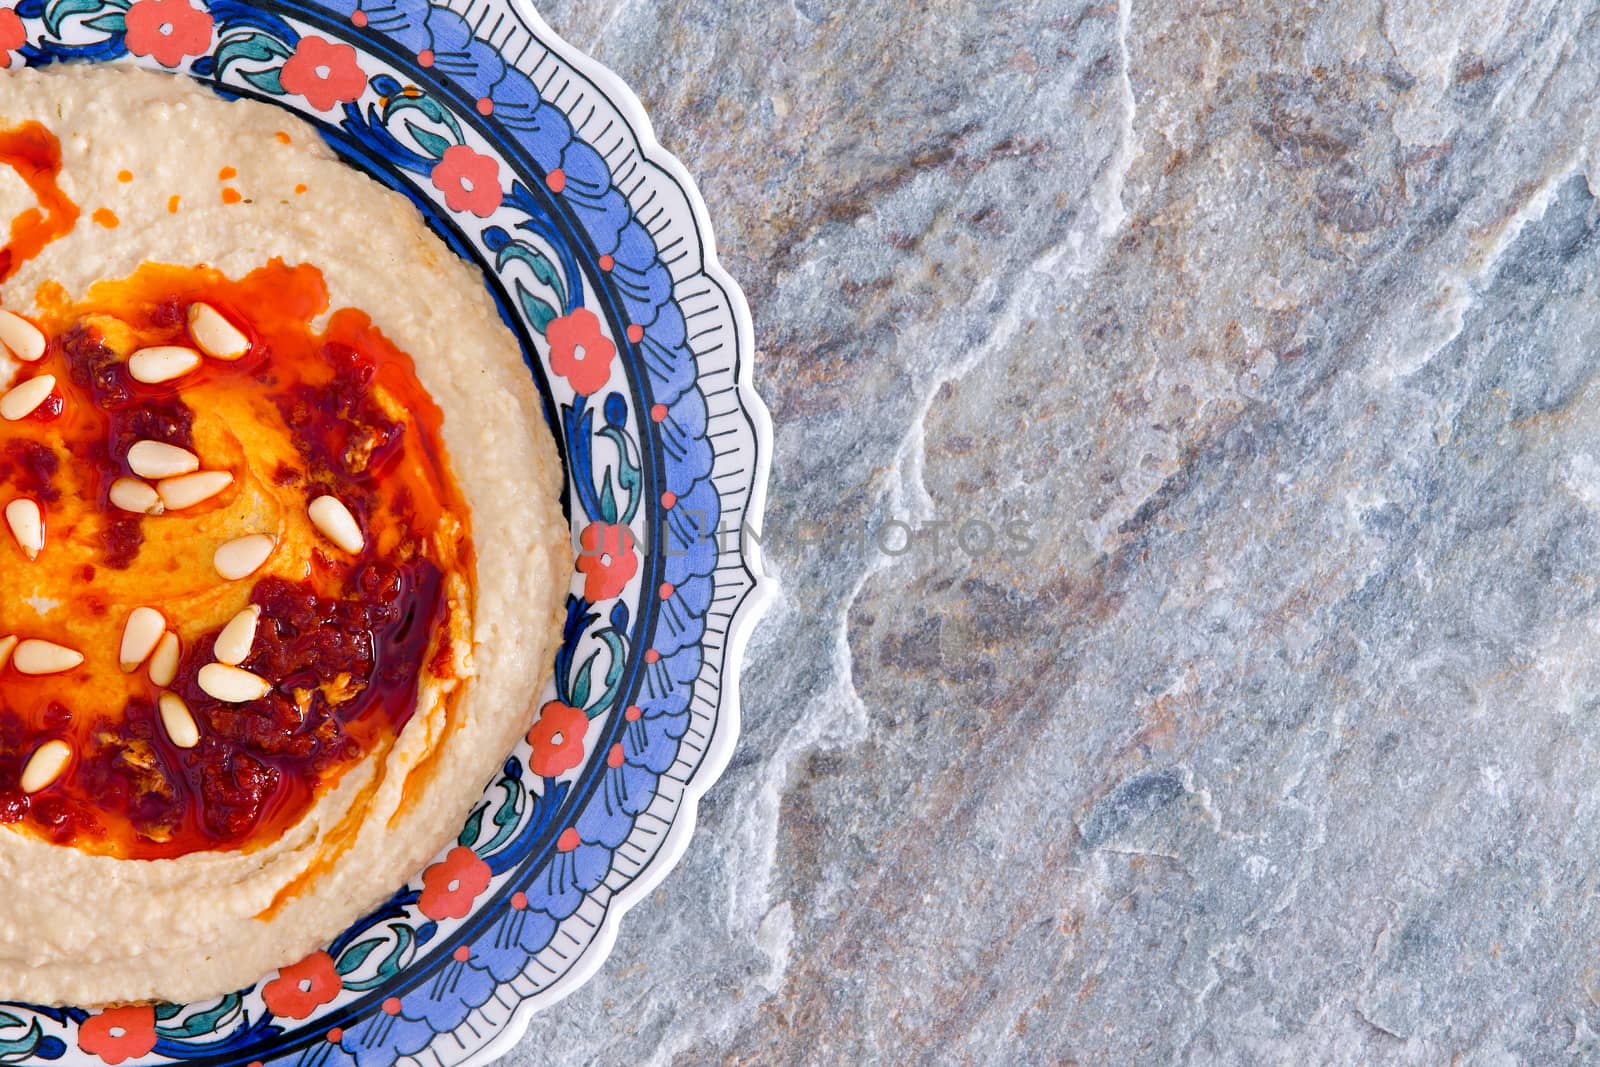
[0,64,568,1006]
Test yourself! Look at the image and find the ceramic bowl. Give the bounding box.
[2,0,768,1062]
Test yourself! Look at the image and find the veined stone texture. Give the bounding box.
[511,1,1600,1063]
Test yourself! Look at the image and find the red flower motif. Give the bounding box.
[279,35,367,112]
[527,700,589,777]
[261,950,343,1020]
[418,845,492,920]
[429,144,503,217]
[546,309,617,396]
[78,1005,158,1065]
[123,0,213,68]
[0,9,24,70]
[576,522,638,602]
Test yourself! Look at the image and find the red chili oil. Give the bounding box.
[0,259,473,859]
[0,122,80,283]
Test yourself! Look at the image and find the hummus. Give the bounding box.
[0,65,568,1005]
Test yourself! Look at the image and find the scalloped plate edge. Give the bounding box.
[457,3,773,1062]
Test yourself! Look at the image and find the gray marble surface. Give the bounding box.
[508,1,1600,1063]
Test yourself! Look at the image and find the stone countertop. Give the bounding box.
[511,1,1600,1063]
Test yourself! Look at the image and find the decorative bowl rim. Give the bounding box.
[469,2,774,1058]
[4,0,773,1061]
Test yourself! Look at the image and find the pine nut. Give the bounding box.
[4,498,42,559]
[109,477,164,515]
[187,303,250,361]
[128,440,199,480]
[158,692,200,749]
[197,663,271,703]
[128,345,201,384]
[214,534,274,580]
[157,470,233,510]
[12,639,84,675]
[0,375,55,421]
[214,605,260,666]
[119,607,166,673]
[20,740,71,793]
[148,631,180,688]
[0,635,15,670]
[308,495,364,553]
[0,310,46,362]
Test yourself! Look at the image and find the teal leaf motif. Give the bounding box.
[599,426,643,525]
[44,0,121,38]
[237,67,286,95]
[382,95,464,153]
[214,31,294,95]
[81,10,127,33]
[570,648,598,710]
[403,119,453,161]
[0,1016,39,1060]
[157,995,242,1039]
[335,937,385,977]
[478,776,524,856]
[457,801,487,848]
[599,470,618,525]
[584,629,628,719]
[496,239,568,323]
[516,281,557,335]
[342,923,415,992]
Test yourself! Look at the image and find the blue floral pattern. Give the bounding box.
[2,0,758,1063]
